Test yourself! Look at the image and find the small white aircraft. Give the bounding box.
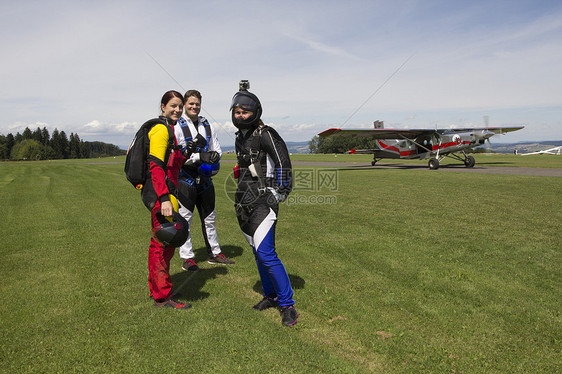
[519,146,561,156]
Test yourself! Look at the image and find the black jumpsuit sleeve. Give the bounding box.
[261,128,293,195]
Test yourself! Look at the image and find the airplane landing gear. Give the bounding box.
[442,151,475,168]
[428,158,440,170]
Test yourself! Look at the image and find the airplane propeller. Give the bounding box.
[473,128,495,145]
[483,115,492,150]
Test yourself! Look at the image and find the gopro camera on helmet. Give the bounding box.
[239,80,250,91]
[231,80,262,129]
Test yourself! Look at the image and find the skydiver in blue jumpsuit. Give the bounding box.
[231,83,298,326]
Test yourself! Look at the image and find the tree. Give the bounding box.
[0,135,8,159]
[1,128,123,161]
[0,134,15,159]
[69,133,81,159]
[309,134,380,154]
[6,133,14,156]
[41,127,50,145]
[22,127,32,140]
[32,127,43,143]
[10,139,45,160]
[79,140,90,159]
[50,129,61,158]
[309,136,320,153]
[59,131,69,158]
[50,129,69,159]
[0,144,8,159]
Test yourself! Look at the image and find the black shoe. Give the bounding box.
[153,298,191,309]
[208,254,235,265]
[280,305,298,326]
[182,259,200,272]
[150,292,182,299]
[253,295,279,311]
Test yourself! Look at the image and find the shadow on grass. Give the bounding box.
[330,161,515,171]
[470,161,513,166]
[217,245,244,260]
[188,245,244,264]
[321,163,430,171]
[252,273,306,294]
[325,164,426,172]
[169,245,245,301]
[170,267,228,301]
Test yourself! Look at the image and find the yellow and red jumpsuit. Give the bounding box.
[144,120,186,301]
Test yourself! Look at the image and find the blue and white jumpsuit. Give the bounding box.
[174,115,223,260]
[235,122,294,307]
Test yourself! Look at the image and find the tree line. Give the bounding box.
[308,135,382,154]
[0,126,125,161]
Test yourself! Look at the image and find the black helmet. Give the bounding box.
[153,210,189,247]
[230,90,262,129]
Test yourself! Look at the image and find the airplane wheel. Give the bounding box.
[371,160,377,166]
[428,158,439,170]
[464,156,475,168]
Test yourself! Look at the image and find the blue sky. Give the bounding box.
[1,0,561,147]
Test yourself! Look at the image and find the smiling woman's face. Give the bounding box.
[161,97,183,121]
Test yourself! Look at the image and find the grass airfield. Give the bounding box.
[1,154,560,373]
[274,152,562,168]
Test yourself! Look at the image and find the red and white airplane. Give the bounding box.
[319,121,524,169]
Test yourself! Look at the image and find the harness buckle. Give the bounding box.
[249,149,260,161]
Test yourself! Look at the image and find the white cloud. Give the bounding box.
[7,122,51,133]
[1,0,561,147]
[281,32,365,62]
[82,120,138,135]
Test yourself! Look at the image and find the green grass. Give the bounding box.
[0,157,560,373]
[238,152,561,169]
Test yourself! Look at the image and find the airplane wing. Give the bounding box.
[445,126,525,135]
[319,126,524,139]
[318,128,434,139]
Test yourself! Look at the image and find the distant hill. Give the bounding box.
[221,141,311,154]
[215,140,562,155]
[286,141,312,153]
[489,141,562,154]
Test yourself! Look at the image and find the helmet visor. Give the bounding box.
[231,93,258,112]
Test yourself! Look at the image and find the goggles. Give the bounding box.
[231,93,259,112]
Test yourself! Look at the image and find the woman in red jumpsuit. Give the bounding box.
[142,90,190,309]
